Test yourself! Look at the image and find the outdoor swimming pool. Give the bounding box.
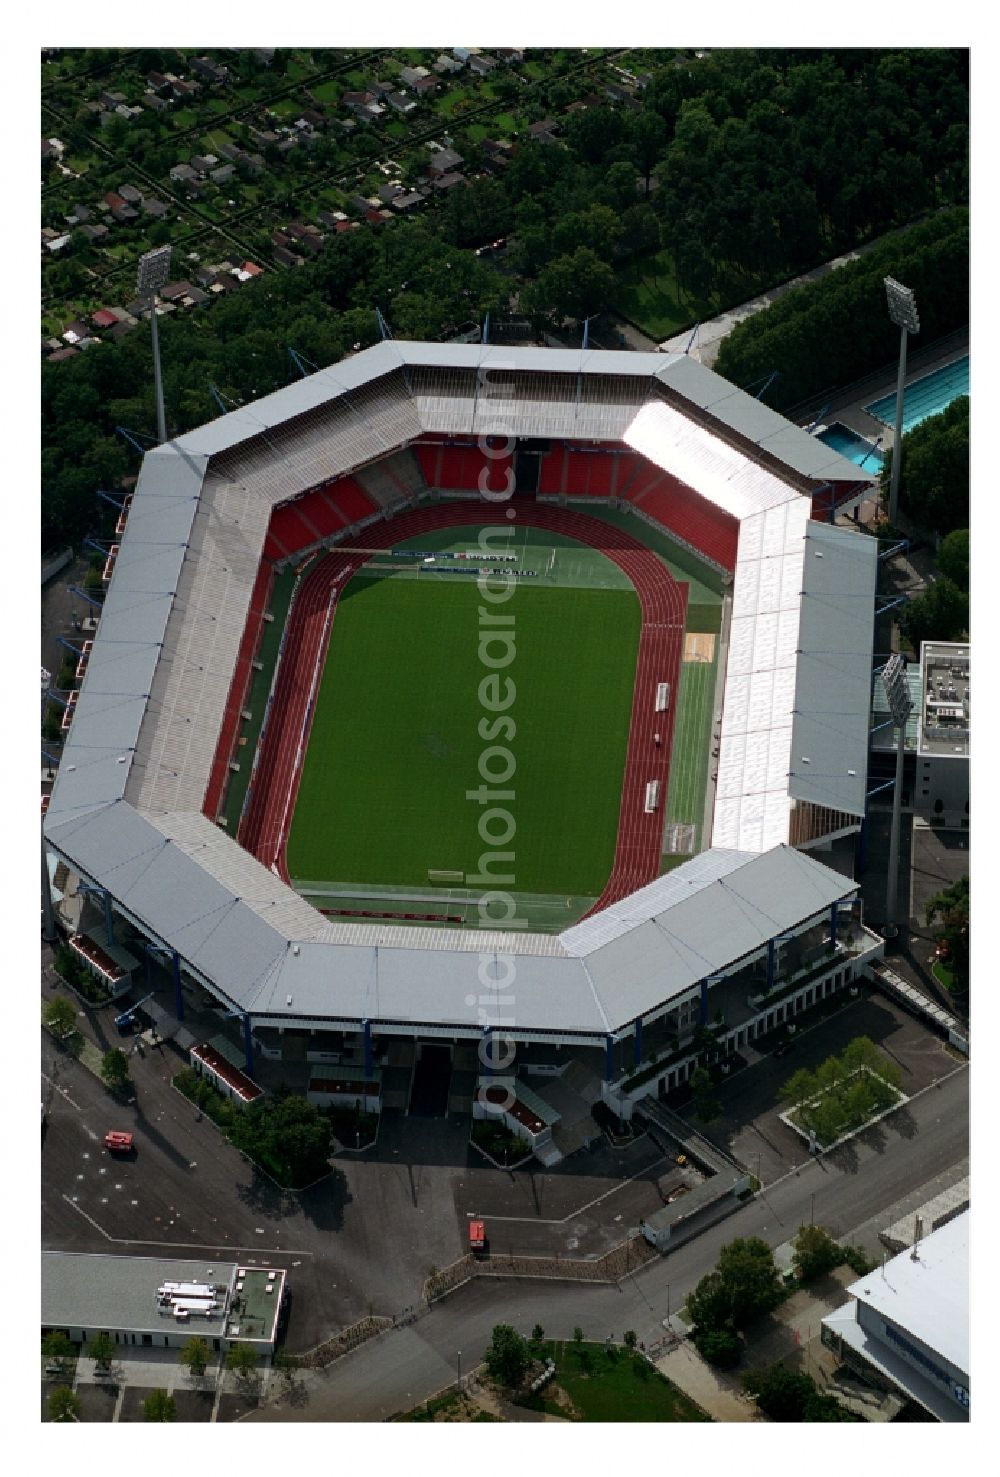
[816,422,884,470]
[865,355,969,433]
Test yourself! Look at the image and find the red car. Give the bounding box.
[469,1219,486,1252]
[104,1131,134,1153]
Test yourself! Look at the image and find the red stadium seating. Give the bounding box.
[328,478,377,525]
[633,474,739,570]
[414,442,512,495]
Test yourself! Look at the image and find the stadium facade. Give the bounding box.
[43,343,885,1105]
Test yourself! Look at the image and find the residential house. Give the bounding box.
[451,48,474,65]
[469,53,497,76]
[102,306,137,326]
[387,92,417,116]
[171,78,200,98]
[378,182,403,203]
[390,192,425,213]
[142,198,169,218]
[159,282,194,303]
[118,184,143,204]
[300,108,326,128]
[99,91,126,109]
[399,65,429,88]
[243,153,266,175]
[146,71,170,90]
[433,171,466,193]
[189,154,217,173]
[495,48,525,64]
[526,118,559,142]
[276,138,299,155]
[211,164,235,184]
[413,75,438,98]
[253,48,275,65]
[428,146,463,175]
[248,125,279,145]
[169,163,199,184]
[103,191,127,211]
[435,53,463,75]
[349,194,374,215]
[272,229,293,248]
[191,57,229,84]
[273,245,302,267]
[334,220,360,233]
[109,321,137,341]
[318,208,348,228]
[91,309,119,330]
[218,142,243,162]
[364,208,391,227]
[42,337,63,354]
[65,204,92,225]
[80,223,109,242]
[240,261,263,278]
[195,266,220,288]
[143,93,169,113]
[48,347,79,363]
[367,80,395,99]
[110,204,138,223]
[45,234,71,252]
[62,320,90,343]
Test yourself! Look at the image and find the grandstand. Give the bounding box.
[44,342,883,1102]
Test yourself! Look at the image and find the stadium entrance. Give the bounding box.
[514,438,550,495]
[408,1042,453,1117]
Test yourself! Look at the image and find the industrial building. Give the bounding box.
[915,641,969,828]
[41,1252,286,1353]
[821,1210,969,1421]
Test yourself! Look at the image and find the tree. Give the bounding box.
[689,1066,720,1121]
[925,874,969,992]
[530,1324,545,1344]
[623,1329,637,1350]
[226,1341,259,1384]
[180,1336,210,1378]
[885,396,969,535]
[524,248,616,324]
[938,528,969,590]
[42,1330,74,1367]
[143,1389,176,1422]
[43,996,77,1038]
[689,1237,782,1335]
[483,1324,530,1388]
[791,1224,842,1282]
[48,1385,82,1422]
[572,1326,584,1345]
[85,1331,116,1370]
[100,1047,131,1093]
[693,1328,741,1368]
[898,576,968,653]
[743,1361,817,1421]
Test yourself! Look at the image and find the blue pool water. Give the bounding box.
[816,423,884,470]
[865,355,969,433]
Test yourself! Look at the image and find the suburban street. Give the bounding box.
[246,1064,968,1421]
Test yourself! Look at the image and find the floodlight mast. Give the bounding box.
[881,653,914,937]
[884,278,920,528]
[137,246,173,443]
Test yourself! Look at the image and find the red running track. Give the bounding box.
[231,501,687,917]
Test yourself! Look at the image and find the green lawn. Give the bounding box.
[286,576,640,894]
[665,657,717,855]
[523,1341,709,1422]
[612,248,726,342]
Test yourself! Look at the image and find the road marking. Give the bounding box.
[41,1072,82,1111]
[472,1152,669,1226]
[59,1194,314,1256]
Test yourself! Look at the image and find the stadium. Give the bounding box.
[43,342,888,1118]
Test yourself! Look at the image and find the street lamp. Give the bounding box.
[884,277,920,528]
[882,653,914,938]
[137,245,173,444]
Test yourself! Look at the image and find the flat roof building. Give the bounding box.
[821,1210,969,1421]
[915,641,969,827]
[41,1252,286,1353]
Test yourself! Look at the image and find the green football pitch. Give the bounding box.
[285,575,641,896]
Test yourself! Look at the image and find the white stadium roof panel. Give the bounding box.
[44,342,876,1040]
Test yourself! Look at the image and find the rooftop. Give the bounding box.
[848,1210,969,1376]
[918,641,969,757]
[42,1252,236,1340]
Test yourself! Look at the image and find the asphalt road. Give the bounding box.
[248,1063,969,1421]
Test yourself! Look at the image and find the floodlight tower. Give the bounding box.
[881,652,914,938]
[884,277,920,528]
[137,245,173,443]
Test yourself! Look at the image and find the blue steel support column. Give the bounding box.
[633,1016,643,1067]
[243,1015,255,1076]
[483,1025,493,1077]
[172,951,184,1022]
[103,891,115,947]
[363,1019,373,1079]
[605,1034,615,1083]
[699,979,709,1025]
[767,938,776,992]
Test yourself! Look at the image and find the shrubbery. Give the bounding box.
[779,1037,903,1146]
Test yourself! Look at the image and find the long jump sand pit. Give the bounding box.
[683,632,716,663]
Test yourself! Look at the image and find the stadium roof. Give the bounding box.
[45,342,874,1041]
